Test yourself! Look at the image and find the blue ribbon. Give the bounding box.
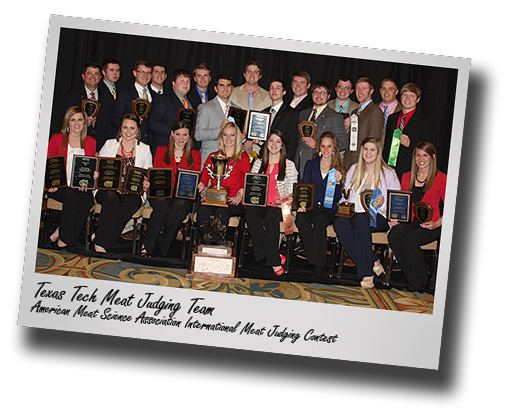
[324,168,336,209]
[369,188,382,227]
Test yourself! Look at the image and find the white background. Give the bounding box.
[3,2,502,418]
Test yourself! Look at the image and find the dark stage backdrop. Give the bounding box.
[50,27,458,173]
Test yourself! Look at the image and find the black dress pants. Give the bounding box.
[244,205,282,267]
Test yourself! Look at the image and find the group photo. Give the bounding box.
[34,20,460,314]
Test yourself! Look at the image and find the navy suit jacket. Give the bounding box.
[187,84,216,109]
[261,102,300,162]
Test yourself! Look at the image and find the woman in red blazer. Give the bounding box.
[141,120,201,257]
[45,106,96,249]
[388,141,446,292]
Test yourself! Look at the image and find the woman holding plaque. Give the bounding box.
[295,132,345,281]
[46,106,97,249]
[388,141,446,292]
[197,121,251,240]
[333,136,400,289]
[140,121,201,257]
[244,130,298,276]
[92,113,152,253]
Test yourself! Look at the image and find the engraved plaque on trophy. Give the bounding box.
[387,190,413,222]
[292,183,315,211]
[177,108,198,135]
[147,168,173,198]
[123,166,147,195]
[247,111,271,142]
[228,106,247,130]
[414,202,434,224]
[203,154,232,207]
[242,173,269,206]
[132,98,151,119]
[71,155,97,189]
[298,121,318,139]
[360,189,374,213]
[45,155,67,190]
[175,169,200,200]
[96,157,123,190]
[336,187,355,217]
[81,99,101,119]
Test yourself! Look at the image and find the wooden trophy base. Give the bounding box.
[186,243,239,284]
[336,203,355,217]
[202,187,229,207]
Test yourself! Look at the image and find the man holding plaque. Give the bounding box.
[112,60,154,149]
[382,83,435,180]
[149,69,195,156]
[195,74,240,167]
[342,77,384,170]
[295,81,348,177]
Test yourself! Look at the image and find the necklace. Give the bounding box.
[320,158,331,173]
[416,172,428,184]
[121,141,135,159]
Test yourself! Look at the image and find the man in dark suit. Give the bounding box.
[295,81,348,176]
[261,79,299,161]
[149,61,168,97]
[111,60,154,149]
[342,77,384,169]
[59,62,115,152]
[382,82,435,180]
[148,69,195,155]
[286,71,313,113]
[100,58,121,141]
[187,63,216,109]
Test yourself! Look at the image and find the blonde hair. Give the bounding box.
[217,122,243,160]
[352,137,391,192]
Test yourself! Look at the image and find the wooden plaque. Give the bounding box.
[71,155,97,189]
[81,99,101,119]
[243,173,269,206]
[175,169,200,201]
[414,201,434,224]
[45,155,66,190]
[147,168,173,198]
[96,157,123,190]
[298,121,317,138]
[292,183,315,210]
[123,166,147,195]
[177,108,198,135]
[228,106,248,130]
[132,98,151,119]
[388,190,413,223]
[247,110,271,142]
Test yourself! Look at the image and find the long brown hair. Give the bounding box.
[259,130,287,181]
[116,113,141,144]
[312,131,346,179]
[61,106,88,150]
[408,141,437,192]
[163,120,195,166]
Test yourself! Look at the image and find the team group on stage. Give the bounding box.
[45,58,447,292]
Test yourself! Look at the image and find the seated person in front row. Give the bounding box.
[388,141,446,292]
[140,120,201,257]
[295,132,345,281]
[196,121,250,241]
[245,129,298,276]
[333,136,400,289]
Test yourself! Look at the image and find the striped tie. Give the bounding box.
[399,114,406,131]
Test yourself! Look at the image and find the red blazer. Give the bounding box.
[402,171,447,222]
[154,146,201,185]
[201,151,250,198]
[47,133,97,163]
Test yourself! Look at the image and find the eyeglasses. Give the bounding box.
[312,90,328,96]
[136,70,152,76]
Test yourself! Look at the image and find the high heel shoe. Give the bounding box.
[360,276,374,289]
[273,266,285,276]
[373,260,385,276]
[280,254,286,266]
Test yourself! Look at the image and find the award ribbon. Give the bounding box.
[349,113,358,151]
[369,188,382,228]
[281,196,293,235]
[324,168,336,209]
[388,128,402,166]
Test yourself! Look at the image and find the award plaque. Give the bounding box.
[360,189,374,213]
[177,108,198,135]
[97,157,123,190]
[292,183,315,211]
[203,154,232,207]
[123,166,147,195]
[242,173,269,206]
[414,202,434,224]
[147,168,173,199]
[228,107,247,130]
[387,190,413,222]
[175,169,200,200]
[71,155,97,189]
[132,98,151,119]
[336,187,355,217]
[247,111,271,142]
[298,121,317,139]
[45,155,66,190]
[81,99,101,119]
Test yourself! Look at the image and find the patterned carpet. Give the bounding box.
[35,248,434,314]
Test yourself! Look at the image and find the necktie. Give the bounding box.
[310,108,317,122]
[399,114,406,131]
[201,92,206,103]
[112,88,116,100]
[383,105,388,127]
[270,107,277,127]
[142,88,148,100]
[158,90,161,95]
[248,91,254,110]
[183,97,190,109]
[224,104,229,119]
[90,91,96,100]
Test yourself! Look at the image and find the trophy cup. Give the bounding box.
[202,154,232,207]
[336,187,355,217]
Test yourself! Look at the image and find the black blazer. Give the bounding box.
[261,102,300,162]
[284,93,314,114]
[187,84,216,109]
[382,108,435,180]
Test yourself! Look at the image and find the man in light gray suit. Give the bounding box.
[195,74,240,167]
